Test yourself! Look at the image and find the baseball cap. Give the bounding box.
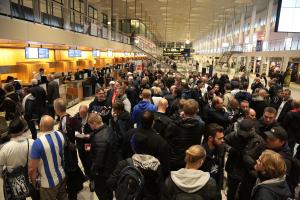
[265,126,288,141]
[237,119,255,137]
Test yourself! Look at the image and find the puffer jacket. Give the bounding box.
[90,125,118,178]
[165,116,205,170]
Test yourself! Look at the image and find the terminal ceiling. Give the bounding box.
[90,0,270,43]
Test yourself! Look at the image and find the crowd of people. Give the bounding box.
[0,62,299,200]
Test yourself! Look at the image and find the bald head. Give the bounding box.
[157,98,168,113]
[247,108,256,120]
[31,79,38,86]
[40,115,54,132]
[79,105,88,118]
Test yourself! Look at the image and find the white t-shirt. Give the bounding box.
[0,136,34,173]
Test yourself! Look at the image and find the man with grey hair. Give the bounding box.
[29,78,47,134]
[47,74,60,118]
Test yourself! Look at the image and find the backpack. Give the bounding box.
[5,96,23,120]
[115,158,145,200]
[3,139,34,200]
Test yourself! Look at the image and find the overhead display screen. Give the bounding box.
[25,47,39,59]
[38,48,49,59]
[275,0,300,32]
[68,49,82,57]
[92,50,100,57]
[163,48,190,57]
[107,50,113,57]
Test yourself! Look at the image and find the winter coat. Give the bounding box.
[165,116,205,170]
[225,130,266,180]
[90,125,118,178]
[107,154,163,199]
[153,112,173,138]
[205,107,231,129]
[282,110,300,144]
[110,111,133,147]
[162,168,218,200]
[250,97,269,120]
[255,118,279,140]
[131,101,157,127]
[250,177,291,200]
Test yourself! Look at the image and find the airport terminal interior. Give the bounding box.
[0,0,300,199]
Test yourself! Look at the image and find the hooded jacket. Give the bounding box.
[250,177,291,200]
[107,154,163,199]
[132,100,157,126]
[165,116,205,170]
[163,168,218,200]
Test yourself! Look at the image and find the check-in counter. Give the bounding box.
[65,80,84,107]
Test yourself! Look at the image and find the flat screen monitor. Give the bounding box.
[275,0,300,32]
[75,50,82,57]
[38,48,49,59]
[107,50,113,57]
[92,50,100,57]
[68,49,75,57]
[25,47,39,59]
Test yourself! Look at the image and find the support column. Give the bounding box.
[249,5,256,46]
[239,8,245,45]
[253,57,257,74]
[63,0,71,30]
[264,0,274,50]
[32,0,41,23]
[108,0,113,40]
[265,57,270,76]
[116,14,119,40]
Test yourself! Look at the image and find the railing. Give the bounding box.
[1,0,131,45]
[196,36,300,54]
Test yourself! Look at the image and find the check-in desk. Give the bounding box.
[65,80,84,108]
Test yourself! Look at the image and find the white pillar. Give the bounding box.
[32,0,41,23]
[264,0,274,50]
[239,8,245,45]
[249,5,256,46]
[108,0,113,40]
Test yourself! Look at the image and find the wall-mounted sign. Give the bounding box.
[163,48,190,57]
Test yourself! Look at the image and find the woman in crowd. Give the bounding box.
[163,145,218,200]
[251,149,291,200]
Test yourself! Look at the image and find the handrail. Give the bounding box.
[196,36,300,54]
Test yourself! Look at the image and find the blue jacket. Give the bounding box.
[132,100,157,127]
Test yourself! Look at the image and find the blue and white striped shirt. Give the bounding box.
[31,131,65,188]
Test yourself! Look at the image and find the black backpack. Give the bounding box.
[115,158,145,200]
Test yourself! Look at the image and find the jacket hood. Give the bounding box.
[132,154,160,171]
[171,168,210,193]
[256,177,291,198]
[179,116,204,129]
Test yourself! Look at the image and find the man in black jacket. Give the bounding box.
[255,107,279,140]
[276,89,293,124]
[201,123,225,200]
[30,79,47,119]
[282,99,300,152]
[225,119,266,200]
[88,112,118,200]
[153,98,173,138]
[205,96,231,129]
[165,99,205,170]
[47,74,60,118]
[265,126,292,175]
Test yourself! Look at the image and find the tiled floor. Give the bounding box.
[1,71,300,200]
